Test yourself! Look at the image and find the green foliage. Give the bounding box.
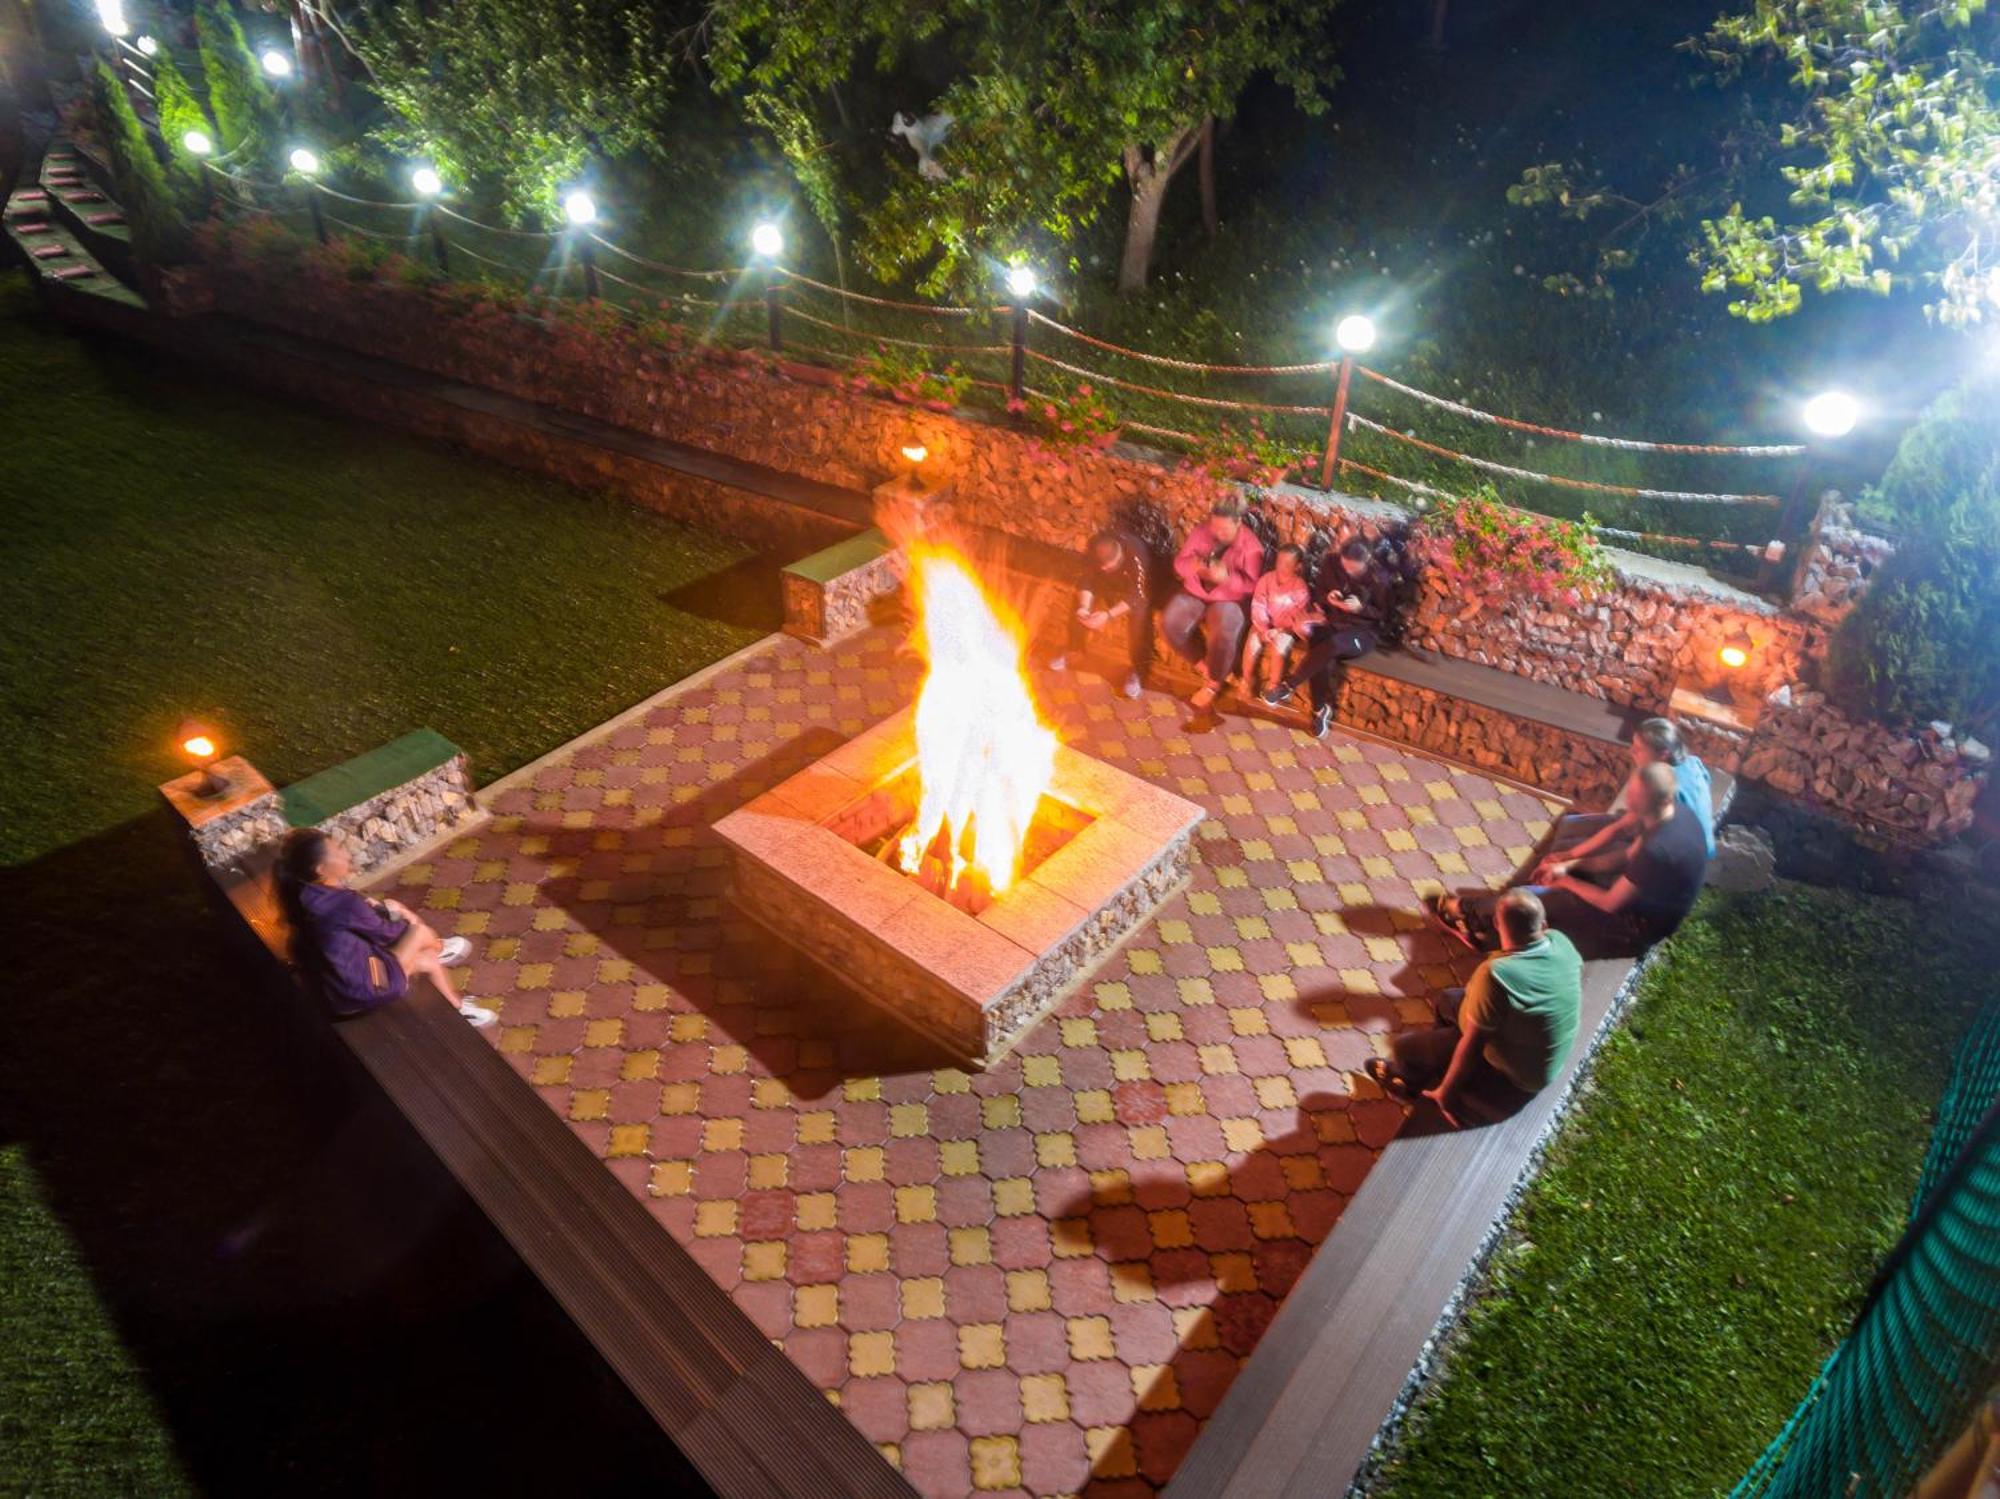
[149,48,212,209]
[708,0,1345,295]
[1414,483,1613,603]
[352,0,681,220]
[1826,370,2000,730]
[91,61,191,266]
[846,342,972,407]
[1013,378,1121,448]
[1691,0,2000,324]
[194,0,276,159]
[1375,885,1993,1498]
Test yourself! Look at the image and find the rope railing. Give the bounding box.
[1028,309,1335,377]
[1356,364,1809,456]
[190,164,1810,560]
[1027,348,1331,416]
[1345,412,1783,506]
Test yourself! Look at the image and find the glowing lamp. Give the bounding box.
[1005,264,1037,299]
[287,146,321,176]
[1719,630,1753,671]
[135,33,157,55]
[561,190,597,227]
[410,165,443,198]
[1802,389,1860,439]
[260,48,292,78]
[1335,313,1377,355]
[182,129,213,157]
[901,443,928,467]
[95,0,128,36]
[176,720,228,795]
[751,221,784,259]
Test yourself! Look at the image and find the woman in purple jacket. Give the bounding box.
[277,828,495,1027]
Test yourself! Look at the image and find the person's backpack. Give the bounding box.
[1109,499,1180,604]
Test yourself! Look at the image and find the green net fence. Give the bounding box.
[1731,1001,2000,1499]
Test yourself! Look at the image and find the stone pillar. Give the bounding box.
[159,756,288,879]
[1789,491,1895,633]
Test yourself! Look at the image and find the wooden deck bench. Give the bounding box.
[165,734,911,1499]
[781,527,903,646]
[1165,767,1735,1499]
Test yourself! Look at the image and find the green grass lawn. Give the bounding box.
[1370,884,1994,1498]
[0,272,770,1494]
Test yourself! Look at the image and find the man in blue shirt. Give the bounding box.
[1543,717,1715,869]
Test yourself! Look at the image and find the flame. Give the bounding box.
[182,734,216,760]
[897,543,1058,896]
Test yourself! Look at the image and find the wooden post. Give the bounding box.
[578,234,599,300]
[1010,302,1029,405]
[765,278,783,352]
[1319,355,1354,490]
[305,185,327,245]
[425,202,449,273]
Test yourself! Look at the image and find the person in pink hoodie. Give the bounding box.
[1242,543,1321,699]
[1163,497,1265,710]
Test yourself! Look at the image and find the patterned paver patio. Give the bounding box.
[386,628,1561,1498]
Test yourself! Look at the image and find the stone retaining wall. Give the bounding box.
[177,254,1988,845]
[312,756,480,879]
[1740,687,1989,845]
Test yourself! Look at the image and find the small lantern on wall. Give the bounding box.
[177,718,228,796]
[1718,629,1753,672]
[900,441,929,478]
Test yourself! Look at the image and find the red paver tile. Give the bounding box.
[391,628,1567,1498]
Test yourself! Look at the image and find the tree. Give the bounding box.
[1515,0,2000,325]
[711,0,1344,295]
[151,48,212,208]
[91,60,191,265]
[1826,370,2000,730]
[351,0,682,218]
[195,0,278,160]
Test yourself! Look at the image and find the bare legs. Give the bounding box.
[392,919,465,1007]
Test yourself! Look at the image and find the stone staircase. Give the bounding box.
[3,137,146,309]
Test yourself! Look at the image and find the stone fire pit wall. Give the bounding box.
[713,708,1205,1067]
[184,257,1986,843]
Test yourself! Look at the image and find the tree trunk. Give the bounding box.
[1197,116,1218,237]
[1116,126,1201,293]
[1427,0,1449,51]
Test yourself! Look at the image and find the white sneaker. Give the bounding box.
[439,936,473,967]
[458,1001,498,1028]
[1121,673,1143,699]
[1047,654,1068,672]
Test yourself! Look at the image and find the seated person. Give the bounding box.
[1429,763,1707,960]
[276,827,495,1026]
[1367,889,1582,1129]
[1262,537,1395,738]
[1548,716,1715,864]
[1049,526,1154,699]
[1241,544,1320,700]
[1160,496,1264,712]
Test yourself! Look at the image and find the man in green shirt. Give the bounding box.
[1368,889,1583,1128]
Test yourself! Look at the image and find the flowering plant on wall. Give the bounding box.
[1415,484,1613,618]
[1008,379,1120,449]
[849,344,972,409]
[1183,419,1311,489]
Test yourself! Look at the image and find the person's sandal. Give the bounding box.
[1364,1056,1413,1102]
[1189,681,1219,712]
[1422,893,1479,953]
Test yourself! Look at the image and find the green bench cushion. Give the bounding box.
[282,728,462,828]
[783,528,893,585]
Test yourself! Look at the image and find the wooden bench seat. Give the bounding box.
[1165,768,1735,1498]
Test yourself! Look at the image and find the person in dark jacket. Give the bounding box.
[1261,538,1395,738]
[1049,527,1154,699]
[276,827,495,1025]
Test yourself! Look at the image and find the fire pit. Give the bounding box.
[714,547,1203,1067]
